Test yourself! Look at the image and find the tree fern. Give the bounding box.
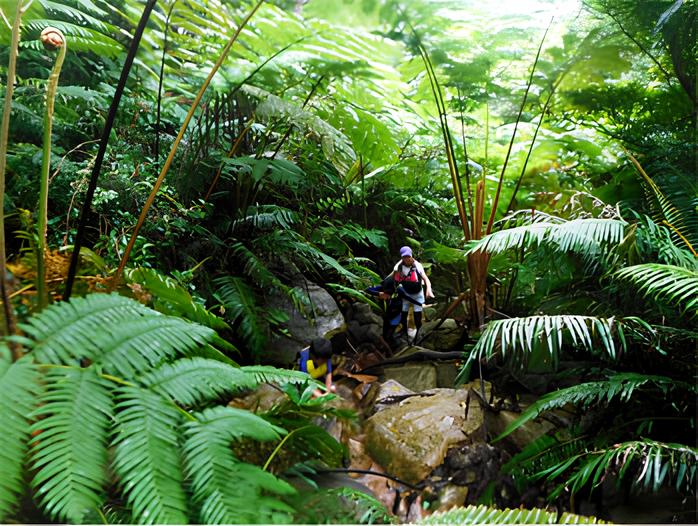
[614,264,698,314]
[112,386,188,524]
[127,267,230,330]
[496,373,696,441]
[467,219,627,257]
[418,504,606,524]
[29,367,112,523]
[183,406,295,524]
[0,353,41,521]
[140,357,258,406]
[20,294,218,377]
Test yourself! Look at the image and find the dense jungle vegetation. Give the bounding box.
[0,0,696,523]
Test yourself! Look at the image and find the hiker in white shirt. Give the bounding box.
[392,246,434,342]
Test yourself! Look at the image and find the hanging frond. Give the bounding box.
[29,367,112,524]
[545,440,698,499]
[140,358,257,406]
[614,264,698,314]
[0,353,41,521]
[461,315,647,376]
[127,267,230,330]
[241,365,316,386]
[467,219,627,257]
[183,406,295,524]
[418,504,606,524]
[112,386,188,524]
[21,294,218,378]
[214,276,268,356]
[496,373,696,441]
[228,204,298,234]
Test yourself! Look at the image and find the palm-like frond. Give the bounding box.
[21,294,218,377]
[496,373,695,441]
[418,504,606,524]
[127,267,230,330]
[140,358,257,406]
[228,204,298,234]
[183,406,294,524]
[112,386,188,525]
[214,276,268,356]
[240,365,314,386]
[546,440,698,498]
[461,315,647,377]
[467,219,627,257]
[0,354,40,521]
[614,264,698,314]
[29,367,112,524]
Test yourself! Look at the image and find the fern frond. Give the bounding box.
[0,354,41,521]
[29,367,112,523]
[228,204,298,234]
[21,294,217,378]
[464,315,642,373]
[127,267,230,330]
[468,219,627,257]
[184,406,294,524]
[140,358,257,406]
[418,504,606,524]
[547,440,698,498]
[214,276,268,356]
[240,365,315,386]
[496,373,695,441]
[112,386,188,524]
[614,264,698,314]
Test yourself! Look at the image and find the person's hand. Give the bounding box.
[426,288,435,298]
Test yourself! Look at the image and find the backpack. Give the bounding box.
[394,263,422,294]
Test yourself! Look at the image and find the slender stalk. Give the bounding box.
[485,17,553,235]
[457,86,475,225]
[37,28,67,309]
[155,0,179,173]
[64,0,158,299]
[114,0,266,284]
[0,0,27,344]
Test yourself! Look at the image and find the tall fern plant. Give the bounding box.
[0,293,325,524]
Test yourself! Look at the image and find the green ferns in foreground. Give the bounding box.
[0,293,325,524]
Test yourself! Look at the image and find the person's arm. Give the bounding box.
[419,264,434,298]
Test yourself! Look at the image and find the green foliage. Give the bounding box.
[29,367,112,523]
[418,504,606,524]
[614,264,698,314]
[496,372,696,441]
[0,353,40,519]
[293,486,393,524]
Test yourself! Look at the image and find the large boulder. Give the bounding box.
[364,381,491,485]
[265,278,346,365]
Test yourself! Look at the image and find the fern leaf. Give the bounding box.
[140,358,257,406]
[241,365,315,385]
[464,315,640,373]
[614,264,698,314]
[214,276,268,356]
[29,367,112,523]
[468,219,626,257]
[549,440,698,499]
[21,294,218,378]
[112,386,188,524]
[418,504,606,524]
[496,373,694,441]
[0,353,41,521]
[127,267,230,330]
[184,406,294,524]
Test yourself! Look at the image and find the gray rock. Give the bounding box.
[353,302,383,326]
[381,362,438,392]
[265,279,346,365]
[365,379,415,414]
[419,318,465,351]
